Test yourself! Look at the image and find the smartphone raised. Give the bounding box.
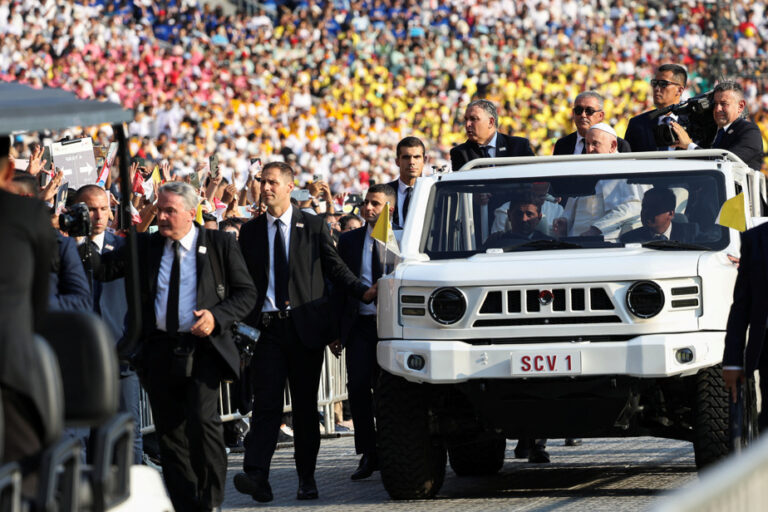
[209,154,219,179]
[54,182,69,214]
[290,189,311,202]
[42,145,52,171]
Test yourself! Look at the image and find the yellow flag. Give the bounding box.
[371,202,400,256]
[195,202,204,225]
[151,165,163,184]
[716,192,747,232]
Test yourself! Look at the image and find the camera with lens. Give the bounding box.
[233,322,261,360]
[651,90,717,147]
[59,202,92,237]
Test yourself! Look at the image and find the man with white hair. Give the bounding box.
[554,123,647,239]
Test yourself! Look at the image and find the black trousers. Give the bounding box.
[1,386,44,500]
[243,317,324,479]
[759,346,768,432]
[143,334,227,512]
[345,315,379,456]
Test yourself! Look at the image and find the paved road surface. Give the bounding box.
[222,435,697,511]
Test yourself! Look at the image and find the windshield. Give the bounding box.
[422,171,729,259]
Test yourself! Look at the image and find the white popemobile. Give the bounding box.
[374,150,765,500]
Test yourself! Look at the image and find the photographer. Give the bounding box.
[670,81,764,171]
[624,64,688,152]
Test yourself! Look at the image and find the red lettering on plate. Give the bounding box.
[547,355,556,370]
[521,356,531,372]
[534,355,544,371]
[566,355,572,370]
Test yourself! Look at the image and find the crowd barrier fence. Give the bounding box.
[139,347,348,436]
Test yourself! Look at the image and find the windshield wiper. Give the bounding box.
[640,239,712,251]
[502,239,584,252]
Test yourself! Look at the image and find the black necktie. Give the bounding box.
[273,219,289,311]
[166,240,181,334]
[402,187,413,223]
[653,233,668,241]
[479,145,491,158]
[580,140,587,154]
[712,128,725,148]
[90,241,102,312]
[371,239,382,282]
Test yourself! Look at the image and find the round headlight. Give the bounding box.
[428,287,466,325]
[626,281,664,319]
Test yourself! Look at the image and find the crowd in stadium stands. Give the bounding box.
[2,0,768,197]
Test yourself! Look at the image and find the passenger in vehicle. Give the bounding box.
[491,182,563,237]
[554,123,646,240]
[484,194,551,249]
[620,187,699,243]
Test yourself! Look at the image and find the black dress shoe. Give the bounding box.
[234,471,273,503]
[351,454,379,480]
[528,446,550,463]
[564,438,583,446]
[297,476,319,500]
[513,439,529,459]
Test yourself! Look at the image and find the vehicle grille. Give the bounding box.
[474,286,619,327]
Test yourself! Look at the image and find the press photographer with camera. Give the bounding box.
[87,181,257,511]
[669,81,764,171]
[625,64,689,152]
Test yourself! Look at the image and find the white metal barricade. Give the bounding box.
[140,347,349,435]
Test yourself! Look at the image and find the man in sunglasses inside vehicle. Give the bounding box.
[553,91,631,155]
[624,64,688,152]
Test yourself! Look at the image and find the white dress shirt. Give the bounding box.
[575,134,585,155]
[479,131,498,158]
[155,225,198,333]
[358,224,377,315]
[396,179,413,225]
[91,231,106,253]
[262,208,293,312]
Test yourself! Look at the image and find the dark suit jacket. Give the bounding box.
[724,222,768,372]
[0,191,55,422]
[553,131,632,155]
[49,232,92,312]
[483,229,551,250]
[619,222,699,244]
[385,179,408,227]
[96,226,257,377]
[712,118,764,171]
[625,110,692,152]
[239,206,368,348]
[96,232,129,345]
[333,226,370,345]
[450,132,534,171]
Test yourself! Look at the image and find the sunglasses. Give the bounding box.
[650,79,682,89]
[573,106,601,116]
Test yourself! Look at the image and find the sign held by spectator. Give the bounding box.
[51,137,97,190]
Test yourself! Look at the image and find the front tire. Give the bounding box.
[693,365,729,469]
[376,371,446,499]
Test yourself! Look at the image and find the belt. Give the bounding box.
[260,310,291,327]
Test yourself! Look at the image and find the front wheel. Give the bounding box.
[693,365,730,469]
[376,371,446,499]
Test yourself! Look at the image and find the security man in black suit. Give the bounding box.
[553,91,632,155]
[624,64,688,152]
[620,187,698,244]
[329,183,396,481]
[0,135,55,499]
[93,181,257,512]
[670,81,764,171]
[234,162,378,503]
[450,99,534,171]
[386,136,426,227]
[724,220,768,431]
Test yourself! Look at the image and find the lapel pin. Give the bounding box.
[104,244,114,251]
[296,222,304,228]
[499,147,506,151]
[198,246,207,254]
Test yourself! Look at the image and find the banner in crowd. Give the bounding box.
[51,137,98,190]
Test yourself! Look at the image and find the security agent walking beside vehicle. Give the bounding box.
[450,99,534,171]
[723,220,768,432]
[90,181,257,512]
[386,136,427,227]
[234,161,378,503]
[624,64,689,152]
[669,81,765,171]
[330,183,396,480]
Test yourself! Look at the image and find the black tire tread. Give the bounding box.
[376,371,446,500]
[693,365,730,469]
